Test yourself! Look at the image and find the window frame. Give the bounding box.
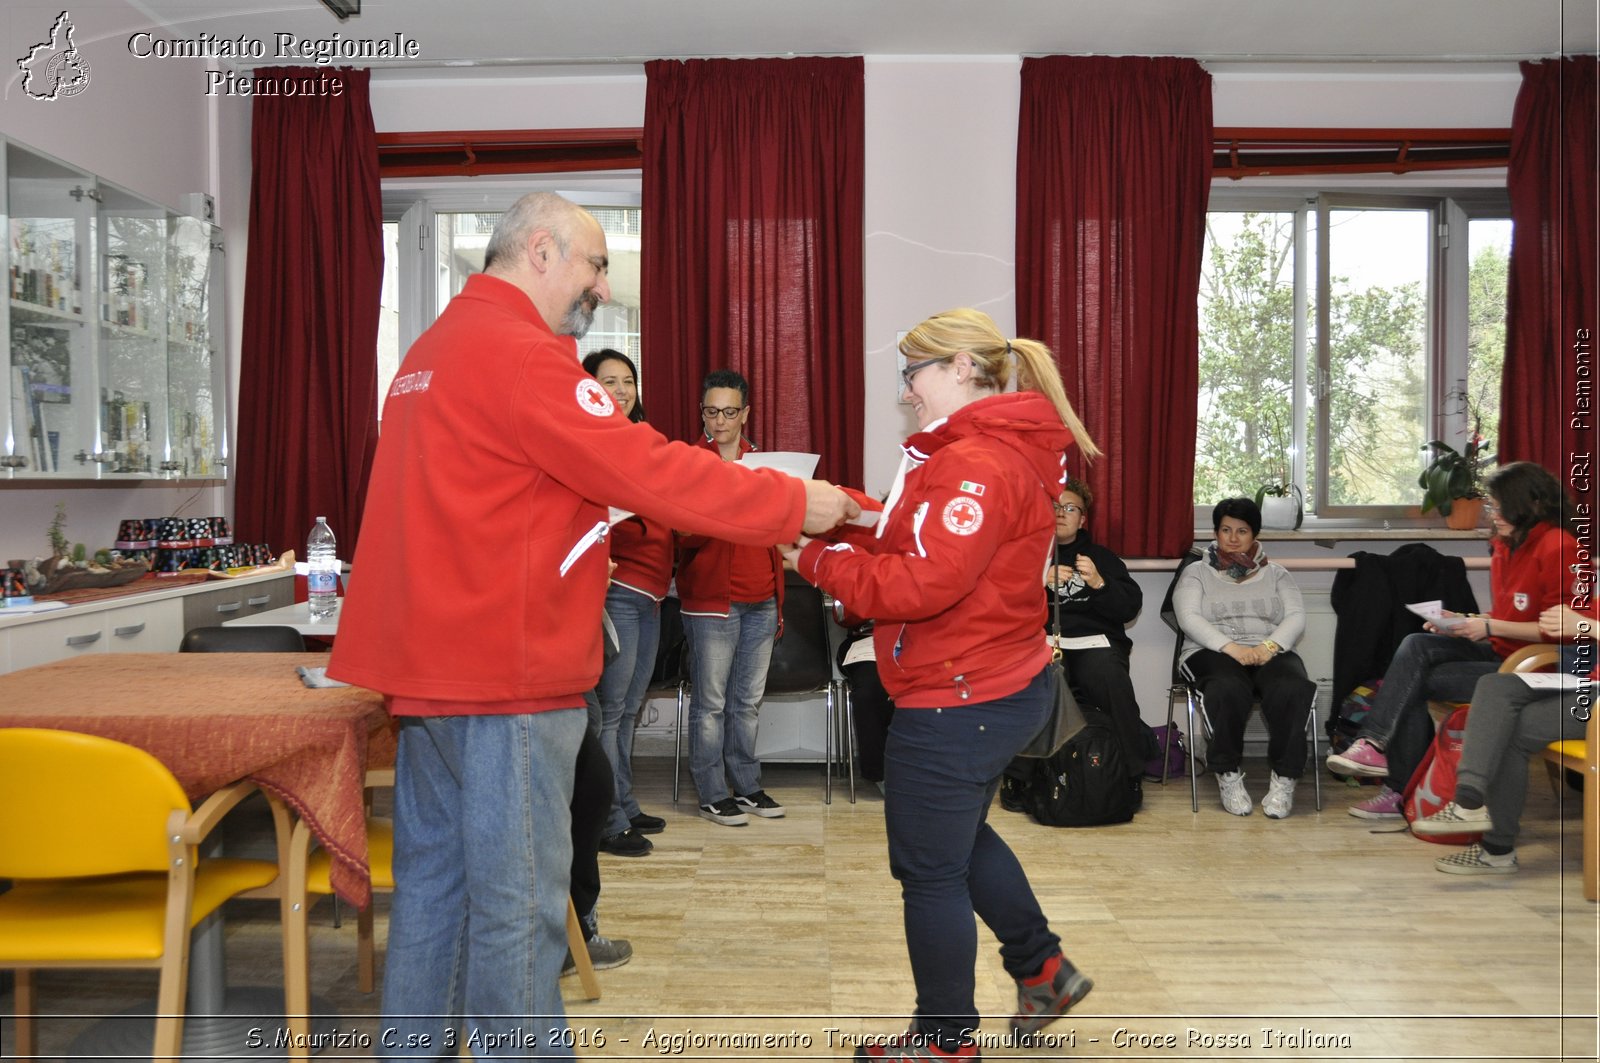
[1197,183,1510,529]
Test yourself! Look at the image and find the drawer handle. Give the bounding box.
[113,623,146,637]
[215,602,242,614]
[247,595,271,606]
[66,632,103,647]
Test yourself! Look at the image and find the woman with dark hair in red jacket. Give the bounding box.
[784,308,1100,1062]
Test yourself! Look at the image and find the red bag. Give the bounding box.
[1401,706,1475,845]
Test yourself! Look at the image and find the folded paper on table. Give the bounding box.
[0,598,67,615]
[1405,600,1472,631]
[297,666,350,689]
[739,451,820,479]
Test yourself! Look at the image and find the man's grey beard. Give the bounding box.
[559,291,599,338]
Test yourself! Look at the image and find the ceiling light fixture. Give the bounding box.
[317,0,360,20]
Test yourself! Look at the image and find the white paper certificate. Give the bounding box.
[739,451,820,479]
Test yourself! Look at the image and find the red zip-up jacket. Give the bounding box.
[609,515,672,600]
[795,392,1073,708]
[675,436,785,622]
[1487,520,1579,657]
[328,274,805,706]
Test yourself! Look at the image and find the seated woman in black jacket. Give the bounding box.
[1047,476,1146,780]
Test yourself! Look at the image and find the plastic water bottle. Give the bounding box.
[307,516,339,621]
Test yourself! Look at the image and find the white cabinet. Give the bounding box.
[7,597,182,667]
[3,137,227,480]
[0,571,290,673]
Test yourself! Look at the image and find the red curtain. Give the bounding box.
[234,67,383,559]
[1016,56,1213,558]
[641,58,864,487]
[1502,57,1598,480]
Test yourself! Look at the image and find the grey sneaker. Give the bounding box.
[1216,770,1252,816]
[1412,801,1491,837]
[561,933,633,975]
[1261,771,1297,820]
[1435,843,1518,876]
[1010,951,1093,1034]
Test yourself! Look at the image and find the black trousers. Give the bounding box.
[1061,645,1146,778]
[569,727,613,936]
[1181,648,1317,777]
[842,658,895,782]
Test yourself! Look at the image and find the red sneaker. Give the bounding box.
[853,1032,980,1061]
[1010,952,1093,1034]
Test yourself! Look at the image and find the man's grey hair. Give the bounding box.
[483,191,579,272]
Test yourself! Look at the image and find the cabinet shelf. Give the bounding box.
[4,136,227,483]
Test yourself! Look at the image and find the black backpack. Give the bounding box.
[1023,709,1140,827]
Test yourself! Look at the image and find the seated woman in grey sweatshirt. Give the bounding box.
[1173,497,1318,819]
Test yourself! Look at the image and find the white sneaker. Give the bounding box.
[1261,771,1297,819]
[1216,770,1252,816]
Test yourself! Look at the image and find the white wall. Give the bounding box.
[0,3,229,563]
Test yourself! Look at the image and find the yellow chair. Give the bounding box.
[282,770,599,1059]
[0,728,284,1063]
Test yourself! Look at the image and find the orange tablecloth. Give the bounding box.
[0,653,392,906]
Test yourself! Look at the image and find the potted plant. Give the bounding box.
[1254,477,1304,531]
[1419,399,1495,529]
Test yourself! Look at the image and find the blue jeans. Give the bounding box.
[884,666,1062,1049]
[595,584,662,836]
[380,709,587,1061]
[683,600,776,803]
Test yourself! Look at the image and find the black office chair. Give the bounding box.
[179,625,306,653]
[1159,552,1322,814]
[673,573,853,804]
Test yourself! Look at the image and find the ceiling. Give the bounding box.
[132,0,1598,69]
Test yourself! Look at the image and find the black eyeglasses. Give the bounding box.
[1054,503,1084,516]
[701,405,745,421]
[900,358,941,390]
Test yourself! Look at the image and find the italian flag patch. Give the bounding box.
[958,480,986,496]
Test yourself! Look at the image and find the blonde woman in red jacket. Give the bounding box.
[784,308,1100,1062]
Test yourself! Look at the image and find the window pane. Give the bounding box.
[377,222,400,417]
[1323,208,1429,506]
[1466,218,1510,436]
[434,206,641,376]
[1195,211,1299,505]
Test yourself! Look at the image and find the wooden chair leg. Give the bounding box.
[565,898,600,1002]
[14,969,36,1059]
[357,901,376,993]
[283,817,314,1062]
[1583,746,1598,903]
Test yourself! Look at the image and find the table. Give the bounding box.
[0,652,391,1059]
[222,600,340,638]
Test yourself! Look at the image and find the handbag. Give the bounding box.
[1017,563,1089,758]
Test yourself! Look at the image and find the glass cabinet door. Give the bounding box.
[95,183,167,478]
[165,214,224,478]
[4,141,92,476]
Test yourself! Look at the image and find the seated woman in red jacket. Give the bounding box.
[1328,461,1582,819]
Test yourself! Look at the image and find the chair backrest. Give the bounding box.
[1501,643,1561,674]
[649,596,687,690]
[1160,550,1205,684]
[765,573,834,696]
[180,625,306,653]
[0,728,188,879]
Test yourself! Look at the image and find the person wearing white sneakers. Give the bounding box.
[1172,497,1317,819]
[1413,603,1596,874]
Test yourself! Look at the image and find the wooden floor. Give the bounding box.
[5,756,1597,1062]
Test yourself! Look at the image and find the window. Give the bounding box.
[376,191,641,420]
[1194,192,1509,520]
